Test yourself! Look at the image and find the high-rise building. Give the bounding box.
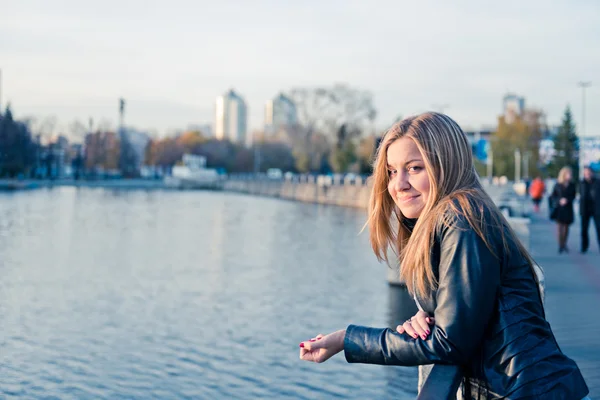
[215,89,247,144]
[264,93,297,135]
[503,93,525,124]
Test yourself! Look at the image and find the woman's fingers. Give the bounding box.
[402,320,419,339]
[301,334,326,351]
[396,312,435,340]
[414,312,431,337]
[410,318,427,339]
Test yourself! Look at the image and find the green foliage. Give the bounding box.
[0,105,38,177]
[293,149,309,173]
[329,140,357,173]
[474,158,488,177]
[256,142,296,172]
[547,106,579,178]
[490,112,543,179]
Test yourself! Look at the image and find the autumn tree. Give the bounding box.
[176,130,206,154]
[490,111,544,179]
[84,131,120,173]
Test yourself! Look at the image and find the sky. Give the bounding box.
[1,0,599,138]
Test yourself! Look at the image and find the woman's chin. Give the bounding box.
[399,206,424,219]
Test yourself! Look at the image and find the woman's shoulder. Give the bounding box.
[434,194,495,236]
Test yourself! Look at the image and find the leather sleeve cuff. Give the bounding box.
[344,324,387,364]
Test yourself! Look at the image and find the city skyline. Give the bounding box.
[1,0,598,137]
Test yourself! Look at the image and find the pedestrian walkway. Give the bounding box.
[527,205,600,397]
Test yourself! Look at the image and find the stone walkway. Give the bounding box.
[527,202,600,397]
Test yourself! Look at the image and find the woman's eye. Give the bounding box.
[408,166,422,173]
[388,169,397,177]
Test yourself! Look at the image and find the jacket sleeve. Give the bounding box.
[567,183,576,203]
[344,219,502,366]
[551,184,559,201]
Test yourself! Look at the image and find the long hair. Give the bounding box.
[367,112,537,298]
[557,166,572,185]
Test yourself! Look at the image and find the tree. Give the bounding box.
[548,106,579,178]
[84,131,120,173]
[68,120,88,142]
[0,106,37,177]
[329,124,357,173]
[152,137,184,169]
[490,111,543,179]
[357,135,378,174]
[256,141,296,172]
[287,84,377,172]
[329,139,357,173]
[176,130,206,154]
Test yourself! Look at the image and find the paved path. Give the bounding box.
[527,202,600,397]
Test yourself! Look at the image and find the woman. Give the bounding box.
[299,113,589,399]
[550,167,576,253]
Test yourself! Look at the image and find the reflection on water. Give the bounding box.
[0,187,417,399]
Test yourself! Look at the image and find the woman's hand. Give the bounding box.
[299,329,346,363]
[559,197,567,206]
[396,310,434,340]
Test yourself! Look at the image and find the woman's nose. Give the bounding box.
[394,172,410,191]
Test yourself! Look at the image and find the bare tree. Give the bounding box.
[286,84,376,172]
[23,115,58,144]
[97,119,113,132]
[288,83,376,143]
[68,119,88,142]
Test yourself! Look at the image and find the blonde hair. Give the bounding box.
[367,112,536,297]
[557,166,573,185]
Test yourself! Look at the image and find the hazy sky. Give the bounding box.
[1,0,599,138]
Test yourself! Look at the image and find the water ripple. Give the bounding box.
[1,188,417,399]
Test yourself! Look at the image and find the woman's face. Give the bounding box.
[564,170,572,182]
[386,137,431,219]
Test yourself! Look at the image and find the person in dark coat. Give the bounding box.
[580,166,600,253]
[550,166,576,253]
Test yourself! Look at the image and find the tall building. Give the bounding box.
[215,89,247,144]
[264,93,297,135]
[503,93,525,124]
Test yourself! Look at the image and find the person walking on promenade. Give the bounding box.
[550,167,577,253]
[298,113,589,399]
[529,175,546,212]
[580,166,600,254]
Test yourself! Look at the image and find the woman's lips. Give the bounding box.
[397,194,420,204]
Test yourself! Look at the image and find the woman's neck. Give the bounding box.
[402,217,418,232]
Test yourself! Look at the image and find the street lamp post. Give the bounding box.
[487,148,494,182]
[514,148,521,182]
[578,81,591,179]
[523,151,530,180]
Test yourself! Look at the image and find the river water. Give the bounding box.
[0,187,418,399]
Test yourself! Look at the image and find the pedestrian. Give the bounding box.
[298,113,589,399]
[580,166,600,253]
[529,175,545,212]
[550,167,576,253]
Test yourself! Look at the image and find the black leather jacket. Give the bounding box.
[344,208,589,399]
[580,177,600,216]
